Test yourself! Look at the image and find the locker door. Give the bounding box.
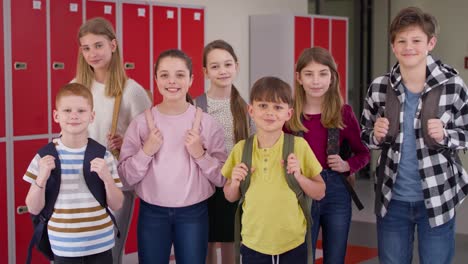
[0,142,7,263]
[153,5,178,104]
[86,0,116,28]
[294,16,312,63]
[14,139,49,264]
[181,8,204,98]
[313,17,330,50]
[12,0,47,136]
[123,3,150,91]
[0,0,4,138]
[331,19,348,102]
[51,0,83,133]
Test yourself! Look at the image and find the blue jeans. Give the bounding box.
[377,199,455,264]
[137,199,209,264]
[241,243,307,264]
[311,170,351,264]
[53,249,112,264]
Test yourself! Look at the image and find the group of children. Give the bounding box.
[23,6,468,264]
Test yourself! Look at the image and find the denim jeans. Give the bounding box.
[377,199,455,264]
[137,199,209,264]
[311,170,351,264]
[240,243,307,264]
[53,249,112,264]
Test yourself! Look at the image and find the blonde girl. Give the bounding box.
[75,17,151,264]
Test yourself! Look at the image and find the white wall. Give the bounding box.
[148,0,309,100]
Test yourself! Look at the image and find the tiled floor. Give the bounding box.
[123,177,468,263]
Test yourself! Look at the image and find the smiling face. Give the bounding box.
[391,25,436,70]
[54,95,94,137]
[79,33,116,74]
[204,48,238,89]
[296,61,332,100]
[155,57,193,103]
[248,100,292,133]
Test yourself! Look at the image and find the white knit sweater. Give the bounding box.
[88,79,152,147]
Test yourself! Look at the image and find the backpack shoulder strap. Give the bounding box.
[235,135,255,264]
[421,86,444,149]
[195,93,208,113]
[281,133,313,264]
[145,107,155,131]
[384,78,401,143]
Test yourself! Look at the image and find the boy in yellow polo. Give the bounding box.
[223,76,325,264]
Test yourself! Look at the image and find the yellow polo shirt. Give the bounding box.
[222,133,322,255]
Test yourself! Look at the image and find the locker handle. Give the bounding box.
[17,206,28,215]
[124,62,135,70]
[53,62,65,70]
[14,62,27,70]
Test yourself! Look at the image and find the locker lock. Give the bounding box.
[53,62,65,70]
[124,62,135,70]
[17,206,28,215]
[14,62,27,70]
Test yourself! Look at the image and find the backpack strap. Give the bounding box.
[27,142,62,263]
[282,134,313,264]
[384,78,401,143]
[421,86,444,149]
[110,93,122,158]
[195,93,208,112]
[327,128,364,210]
[234,135,254,264]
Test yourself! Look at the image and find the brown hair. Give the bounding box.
[56,83,94,109]
[288,47,343,132]
[250,76,293,107]
[76,17,127,97]
[203,40,248,143]
[389,6,438,43]
[154,49,193,104]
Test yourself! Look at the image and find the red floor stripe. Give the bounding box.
[316,240,378,264]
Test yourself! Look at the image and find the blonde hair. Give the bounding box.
[56,83,94,109]
[203,40,248,143]
[76,17,127,97]
[288,47,344,133]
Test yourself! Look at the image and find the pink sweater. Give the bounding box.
[118,104,227,207]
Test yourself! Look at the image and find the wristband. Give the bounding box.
[35,181,44,189]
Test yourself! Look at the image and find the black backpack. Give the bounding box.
[26,138,119,264]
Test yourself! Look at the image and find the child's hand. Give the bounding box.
[185,129,205,159]
[427,119,445,143]
[143,128,163,156]
[90,158,113,184]
[231,163,249,188]
[37,155,56,186]
[286,153,302,178]
[374,117,389,143]
[327,154,350,173]
[107,133,123,151]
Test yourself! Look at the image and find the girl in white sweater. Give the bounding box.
[74,17,151,264]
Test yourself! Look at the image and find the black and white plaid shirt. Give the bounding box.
[361,55,468,227]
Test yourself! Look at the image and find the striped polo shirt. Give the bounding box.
[23,139,122,257]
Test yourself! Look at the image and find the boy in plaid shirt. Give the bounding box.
[361,6,468,264]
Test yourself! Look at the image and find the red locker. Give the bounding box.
[14,139,49,264]
[51,0,83,133]
[294,16,312,63]
[0,0,4,138]
[11,0,48,136]
[313,17,330,50]
[181,8,204,99]
[123,3,150,91]
[0,142,7,263]
[86,0,116,28]
[153,5,178,104]
[331,19,348,102]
